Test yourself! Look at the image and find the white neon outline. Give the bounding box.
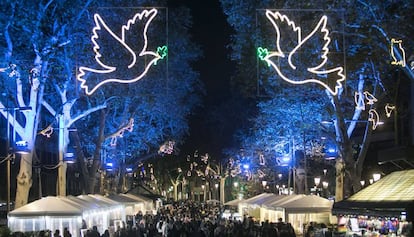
[363,91,377,105]
[368,109,382,130]
[77,8,161,95]
[354,91,365,110]
[390,38,406,67]
[259,153,265,166]
[263,10,345,96]
[385,103,395,118]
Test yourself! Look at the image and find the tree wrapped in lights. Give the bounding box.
[221,0,414,200]
[0,0,202,205]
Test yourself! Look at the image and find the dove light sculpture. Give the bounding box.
[259,10,346,96]
[77,8,164,95]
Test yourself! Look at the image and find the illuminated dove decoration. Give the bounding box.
[258,10,345,96]
[77,8,165,95]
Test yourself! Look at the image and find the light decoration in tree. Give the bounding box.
[258,10,345,96]
[390,38,406,67]
[109,118,134,146]
[77,8,166,95]
[368,109,382,130]
[259,153,265,165]
[363,91,378,105]
[385,103,396,118]
[39,125,54,138]
[158,140,175,154]
[354,91,365,110]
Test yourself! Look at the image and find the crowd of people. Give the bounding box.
[96,200,296,237]
[9,200,297,237]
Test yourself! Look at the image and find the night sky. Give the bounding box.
[168,0,236,157]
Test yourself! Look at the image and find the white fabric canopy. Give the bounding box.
[8,196,83,217]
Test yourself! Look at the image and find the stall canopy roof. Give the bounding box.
[8,196,83,217]
[106,193,150,203]
[8,195,122,218]
[277,195,333,213]
[333,169,414,219]
[240,193,333,213]
[224,198,244,207]
[241,193,278,206]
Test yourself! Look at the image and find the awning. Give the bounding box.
[332,169,414,220]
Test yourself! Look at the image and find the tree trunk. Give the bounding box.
[335,158,344,201]
[173,183,179,201]
[15,153,33,208]
[88,109,106,194]
[220,177,226,203]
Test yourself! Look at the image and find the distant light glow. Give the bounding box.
[390,38,406,67]
[77,8,164,95]
[242,164,250,170]
[260,10,345,96]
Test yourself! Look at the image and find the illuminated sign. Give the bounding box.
[390,38,406,67]
[77,8,165,95]
[258,10,345,96]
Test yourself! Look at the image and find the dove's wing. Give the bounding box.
[289,16,330,71]
[288,15,345,95]
[90,14,136,70]
[264,10,301,59]
[121,8,160,67]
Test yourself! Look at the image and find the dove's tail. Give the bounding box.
[309,66,346,96]
[77,67,115,95]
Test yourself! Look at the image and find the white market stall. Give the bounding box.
[106,193,154,227]
[269,194,335,235]
[8,195,125,237]
[238,193,280,222]
[237,193,334,235]
[8,196,83,237]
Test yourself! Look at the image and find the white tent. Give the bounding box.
[8,196,83,237]
[8,195,125,237]
[237,194,334,235]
